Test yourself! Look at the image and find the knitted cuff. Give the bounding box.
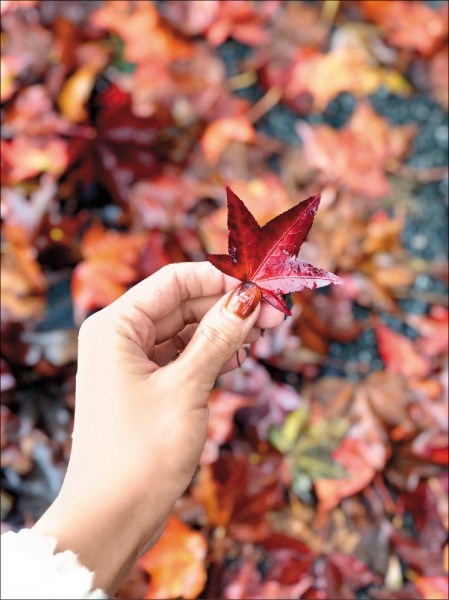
[1,529,107,599]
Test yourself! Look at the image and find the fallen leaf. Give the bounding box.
[361,0,448,57]
[58,65,102,123]
[69,84,173,204]
[223,535,314,600]
[201,389,254,465]
[298,102,416,198]
[139,515,207,600]
[327,552,382,590]
[261,46,410,113]
[91,0,190,66]
[1,137,69,183]
[429,47,448,110]
[207,187,341,315]
[375,322,431,378]
[315,437,377,511]
[0,56,19,102]
[1,229,47,322]
[408,306,449,358]
[193,453,284,541]
[163,0,280,47]
[129,174,200,230]
[200,116,255,164]
[415,576,449,600]
[71,223,147,322]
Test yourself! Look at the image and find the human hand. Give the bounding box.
[33,262,283,594]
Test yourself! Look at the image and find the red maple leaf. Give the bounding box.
[206,187,341,315]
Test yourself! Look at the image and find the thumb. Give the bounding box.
[174,282,261,391]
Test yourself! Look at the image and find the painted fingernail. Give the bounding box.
[225,282,261,319]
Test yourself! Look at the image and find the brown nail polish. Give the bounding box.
[225,282,261,319]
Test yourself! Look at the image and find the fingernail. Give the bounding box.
[225,282,261,319]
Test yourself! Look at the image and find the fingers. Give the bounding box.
[218,346,251,376]
[117,262,284,335]
[109,263,285,358]
[152,324,197,366]
[153,295,284,345]
[258,301,285,329]
[153,324,262,367]
[168,283,261,394]
[115,262,240,322]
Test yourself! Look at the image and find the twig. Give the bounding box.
[320,0,340,25]
[227,71,257,91]
[387,162,448,183]
[246,86,282,124]
[392,289,448,306]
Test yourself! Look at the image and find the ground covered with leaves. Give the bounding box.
[1,1,448,599]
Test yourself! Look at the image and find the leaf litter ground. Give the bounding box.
[1,2,448,599]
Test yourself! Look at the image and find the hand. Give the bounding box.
[32,262,283,594]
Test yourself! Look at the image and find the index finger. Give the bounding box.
[115,262,240,321]
[112,262,284,342]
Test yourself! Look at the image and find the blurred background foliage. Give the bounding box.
[1,1,448,599]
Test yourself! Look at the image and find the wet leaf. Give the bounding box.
[207,187,341,315]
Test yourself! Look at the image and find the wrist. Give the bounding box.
[32,486,161,595]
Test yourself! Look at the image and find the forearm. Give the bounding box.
[32,482,168,596]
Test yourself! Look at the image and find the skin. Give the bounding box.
[32,262,284,595]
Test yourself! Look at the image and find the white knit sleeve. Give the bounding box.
[1,529,108,599]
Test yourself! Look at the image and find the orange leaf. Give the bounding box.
[375,322,431,379]
[0,56,18,102]
[1,137,69,183]
[361,0,448,57]
[139,515,207,600]
[298,102,415,198]
[91,0,190,65]
[429,46,449,110]
[415,576,449,600]
[1,236,47,323]
[200,116,255,163]
[262,47,410,113]
[71,223,147,322]
[58,65,102,123]
[315,437,376,511]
